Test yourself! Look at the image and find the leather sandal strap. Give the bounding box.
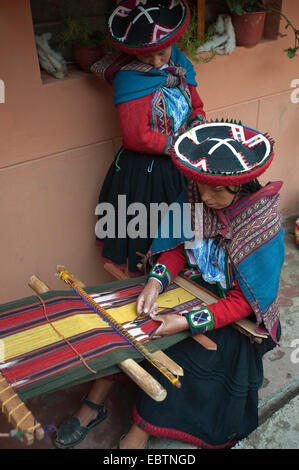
[117,434,126,449]
[82,395,105,412]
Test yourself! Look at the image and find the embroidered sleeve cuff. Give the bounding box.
[183,307,214,335]
[148,263,173,293]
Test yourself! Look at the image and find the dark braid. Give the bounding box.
[225,179,263,196]
[239,179,263,195]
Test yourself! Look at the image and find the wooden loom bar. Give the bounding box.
[29,271,169,402]
[0,375,44,445]
[197,0,206,41]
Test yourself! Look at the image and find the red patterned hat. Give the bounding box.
[107,0,190,55]
[171,121,275,186]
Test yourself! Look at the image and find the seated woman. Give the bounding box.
[130,120,284,449]
[56,120,284,449]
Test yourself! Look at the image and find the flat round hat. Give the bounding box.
[108,0,190,55]
[171,121,275,186]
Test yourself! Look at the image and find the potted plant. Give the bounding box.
[268,7,299,58]
[178,11,217,63]
[59,11,107,72]
[223,0,299,55]
[224,0,268,47]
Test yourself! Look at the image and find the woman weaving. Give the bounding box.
[55,120,284,449]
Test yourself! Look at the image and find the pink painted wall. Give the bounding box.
[0,0,298,303]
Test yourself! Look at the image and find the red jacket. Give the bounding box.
[117,85,205,154]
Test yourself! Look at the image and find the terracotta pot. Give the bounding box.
[74,44,106,72]
[232,11,266,47]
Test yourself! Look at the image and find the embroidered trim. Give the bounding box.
[184,307,214,334]
[163,135,174,155]
[133,406,237,449]
[149,263,173,293]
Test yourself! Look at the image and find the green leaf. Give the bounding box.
[284,47,296,58]
[235,4,245,15]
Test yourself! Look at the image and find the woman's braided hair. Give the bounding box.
[225,179,263,196]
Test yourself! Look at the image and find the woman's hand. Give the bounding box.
[150,313,189,338]
[136,278,161,317]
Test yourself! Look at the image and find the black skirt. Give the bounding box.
[96,147,187,274]
[133,320,280,448]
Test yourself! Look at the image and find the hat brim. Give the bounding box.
[171,121,275,186]
[108,1,190,55]
[171,148,274,186]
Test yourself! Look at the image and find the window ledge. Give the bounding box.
[41,64,91,85]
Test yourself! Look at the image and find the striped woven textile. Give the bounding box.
[295,221,299,248]
[0,276,205,400]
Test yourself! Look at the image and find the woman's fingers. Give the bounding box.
[136,293,157,316]
[150,313,163,338]
[150,312,161,322]
[136,295,157,316]
[136,280,160,317]
[136,295,145,316]
[150,302,159,314]
[150,313,189,337]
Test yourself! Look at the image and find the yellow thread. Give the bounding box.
[173,373,179,385]
[1,393,18,414]
[16,411,31,430]
[0,385,12,396]
[8,401,26,421]
[26,422,41,433]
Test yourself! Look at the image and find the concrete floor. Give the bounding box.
[0,217,298,450]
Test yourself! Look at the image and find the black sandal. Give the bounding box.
[112,434,148,449]
[111,434,126,449]
[54,395,107,449]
